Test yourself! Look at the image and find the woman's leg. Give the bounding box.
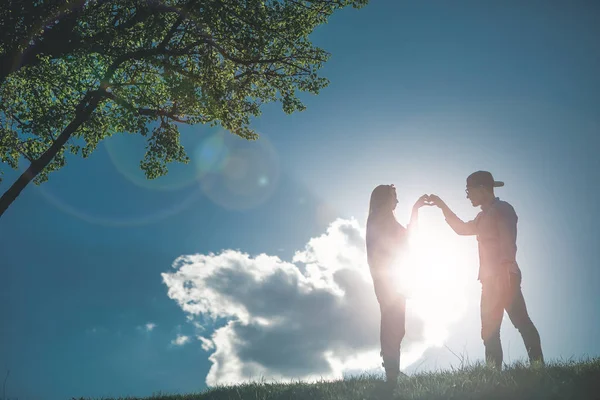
[374,277,406,381]
[383,296,406,380]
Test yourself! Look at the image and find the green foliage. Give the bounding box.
[0,0,368,186]
[73,358,600,400]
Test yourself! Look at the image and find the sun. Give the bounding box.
[390,210,478,347]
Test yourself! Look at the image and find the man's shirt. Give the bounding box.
[445,197,521,281]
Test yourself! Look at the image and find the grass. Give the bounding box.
[80,358,600,400]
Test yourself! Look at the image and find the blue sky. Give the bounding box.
[1,1,600,399]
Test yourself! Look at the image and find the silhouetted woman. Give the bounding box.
[366,184,428,385]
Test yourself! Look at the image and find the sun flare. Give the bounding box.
[391,211,477,348]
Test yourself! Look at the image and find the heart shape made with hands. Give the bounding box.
[421,194,437,206]
[419,194,434,206]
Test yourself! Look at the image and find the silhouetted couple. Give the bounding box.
[366,171,544,387]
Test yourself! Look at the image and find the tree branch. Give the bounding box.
[102,90,190,124]
[158,0,201,51]
[0,91,103,218]
[0,1,88,85]
[7,117,35,162]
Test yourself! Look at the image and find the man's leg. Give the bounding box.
[481,279,506,369]
[506,272,544,365]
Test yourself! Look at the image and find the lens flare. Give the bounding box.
[193,133,230,177]
[105,132,201,191]
[31,182,203,227]
[198,132,280,211]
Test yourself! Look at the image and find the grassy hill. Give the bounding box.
[85,358,600,400]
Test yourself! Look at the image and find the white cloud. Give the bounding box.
[145,323,157,332]
[172,334,190,346]
[162,218,439,386]
[136,322,157,333]
[198,336,215,351]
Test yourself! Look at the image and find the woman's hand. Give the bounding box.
[413,194,433,209]
[408,194,431,232]
[427,194,448,210]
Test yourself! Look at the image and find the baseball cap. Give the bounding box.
[466,171,504,188]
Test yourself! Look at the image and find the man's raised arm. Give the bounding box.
[429,194,477,236]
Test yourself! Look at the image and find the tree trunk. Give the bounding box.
[0,94,101,219]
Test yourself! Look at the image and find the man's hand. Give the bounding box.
[427,194,448,210]
[428,194,472,235]
[413,194,434,209]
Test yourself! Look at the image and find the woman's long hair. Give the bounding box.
[366,184,396,245]
[366,184,397,271]
[368,184,395,217]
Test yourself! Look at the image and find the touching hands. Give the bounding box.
[412,194,449,212]
[413,194,434,209]
[427,194,447,209]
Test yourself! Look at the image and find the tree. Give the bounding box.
[0,0,368,218]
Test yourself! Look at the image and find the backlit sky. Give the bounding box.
[1,1,599,399]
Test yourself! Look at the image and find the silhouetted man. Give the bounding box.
[429,171,544,369]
